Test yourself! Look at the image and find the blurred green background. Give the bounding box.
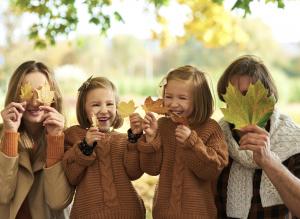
[1,0,300,218]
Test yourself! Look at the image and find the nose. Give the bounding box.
[29,91,40,107]
[169,99,179,108]
[98,105,108,114]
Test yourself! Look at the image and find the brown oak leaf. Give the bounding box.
[142,96,168,115]
[168,112,189,126]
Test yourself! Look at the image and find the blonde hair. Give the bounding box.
[76,76,123,129]
[217,55,278,102]
[2,61,63,161]
[162,65,214,125]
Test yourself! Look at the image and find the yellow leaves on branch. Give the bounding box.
[20,83,33,102]
[118,100,137,119]
[152,0,249,48]
[181,0,249,47]
[36,83,55,106]
[221,80,276,129]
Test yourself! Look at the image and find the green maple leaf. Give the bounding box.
[221,80,276,129]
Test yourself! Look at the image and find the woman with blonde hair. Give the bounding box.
[0,61,73,219]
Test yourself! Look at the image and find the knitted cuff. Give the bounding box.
[74,143,96,166]
[137,134,161,153]
[46,134,64,167]
[184,130,199,149]
[1,131,19,157]
[127,129,143,143]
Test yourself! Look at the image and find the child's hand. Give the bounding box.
[143,112,158,142]
[85,127,106,145]
[175,125,191,144]
[40,105,64,136]
[129,113,143,134]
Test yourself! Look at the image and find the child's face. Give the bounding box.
[230,75,255,95]
[164,79,193,119]
[21,72,48,125]
[85,87,116,132]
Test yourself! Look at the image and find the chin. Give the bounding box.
[23,115,44,124]
[98,126,110,132]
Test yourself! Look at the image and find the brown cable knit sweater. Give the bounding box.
[62,125,145,219]
[137,117,228,219]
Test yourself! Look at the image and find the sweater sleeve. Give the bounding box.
[44,161,75,210]
[62,143,96,186]
[46,134,64,167]
[0,131,19,204]
[137,134,162,176]
[182,122,229,180]
[123,142,143,180]
[1,131,19,157]
[44,134,74,210]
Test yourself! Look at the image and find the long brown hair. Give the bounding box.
[217,55,278,102]
[2,61,63,160]
[76,76,123,129]
[162,65,214,125]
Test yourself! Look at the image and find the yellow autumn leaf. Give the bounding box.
[118,100,137,118]
[91,113,100,128]
[221,80,276,129]
[36,83,55,106]
[20,83,33,102]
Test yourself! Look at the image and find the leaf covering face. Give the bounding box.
[36,82,55,106]
[118,100,137,119]
[20,83,34,102]
[221,80,276,129]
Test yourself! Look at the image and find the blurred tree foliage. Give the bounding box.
[8,0,285,48]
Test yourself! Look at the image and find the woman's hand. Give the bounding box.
[239,125,274,167]
[175,125,191,144]
[40,105,65,136]
[129,113,143,134]
[1,102,26,132]
[85,127,106,145]
[143,112,158,143]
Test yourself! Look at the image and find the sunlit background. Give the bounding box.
[1,0,300,217]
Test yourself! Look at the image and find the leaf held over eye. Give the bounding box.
[221,80,276,129]
[142,96,168,115]
[118,100,137,118]
[20,83,33,102]
[36,83,55,106]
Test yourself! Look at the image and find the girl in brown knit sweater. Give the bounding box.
[62,76,145,219]
[130,65,228,219]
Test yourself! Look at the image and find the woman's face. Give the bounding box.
[230,75,255,95]
[84,87,117,132]
[21,72,49,125]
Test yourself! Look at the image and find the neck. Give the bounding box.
[23,122,43,140]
